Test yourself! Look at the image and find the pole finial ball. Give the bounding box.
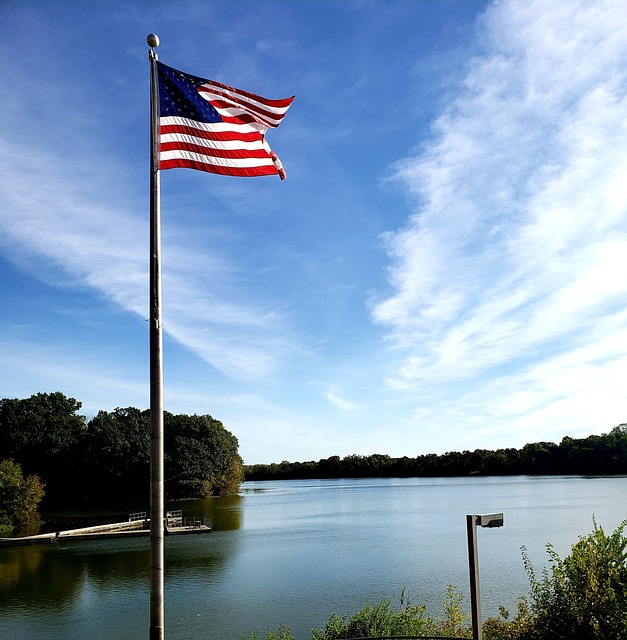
[147,34,160,48]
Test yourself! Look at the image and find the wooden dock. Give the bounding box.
[0,511,211,547]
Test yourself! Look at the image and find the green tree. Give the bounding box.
[0,459,45,532]
[520,442,558,474]
[522,518,627,639]
[0,392,86,500]
[82,408,151,503]
[165,412,243,499]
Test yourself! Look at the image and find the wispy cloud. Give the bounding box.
[373,0,627,433]
[326,386,363,412]
[0,135,294,381]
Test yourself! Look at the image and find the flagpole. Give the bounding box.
[147,33,165,640]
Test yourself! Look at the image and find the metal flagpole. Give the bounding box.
[147,33,165,640]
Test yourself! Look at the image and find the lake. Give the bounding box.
[1,475,626,639]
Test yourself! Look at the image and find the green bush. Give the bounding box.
[483,599,534,640]
[311,597,434,639]
[243,625,296,640]
[522,518,627,639]
[434,584,471,638]
[310,586,470,639]
[0,458,45,533]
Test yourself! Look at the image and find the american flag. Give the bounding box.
[156,61,294,179]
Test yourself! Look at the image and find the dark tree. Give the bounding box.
[0,458,45,532]
[165,412,243,499]
[0,394,244,504]
[0,392,86,501]
[83,407,151,503]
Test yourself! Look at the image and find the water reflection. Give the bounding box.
[2,477,627,640]
[169,493,243,531]
[0,494,246,615]
[0,544,86,609]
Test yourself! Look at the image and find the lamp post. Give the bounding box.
[466,513,504,640]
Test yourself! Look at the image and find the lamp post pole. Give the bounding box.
[466,513,504,640]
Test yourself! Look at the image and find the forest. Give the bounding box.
[2,390,626,533]
[0,392,243,531]
[244,423,627,480]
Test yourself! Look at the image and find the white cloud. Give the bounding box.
[373,0,627,437]
[0,137,295,381]
[326,386,363,412]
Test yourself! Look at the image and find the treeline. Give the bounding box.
[0,392,243,507]
[244,423,627,480]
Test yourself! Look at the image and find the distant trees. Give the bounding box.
[0,392,244,508]
[244,424,627,481]
[2,390,625,510]
[0,459,45,533]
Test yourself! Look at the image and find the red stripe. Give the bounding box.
[200,79,295,109]
[160,141,271,160]
[203,96,287,127]
[160,157,278,177]
[160,123,262,143]
[211,112,262,127]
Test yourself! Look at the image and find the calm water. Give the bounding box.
[1,475,626,640]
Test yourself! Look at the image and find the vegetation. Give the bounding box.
[165,411,243,498]
[242,520,627,640]
[0,458,45,533]
[0,392,244,510]
[521,518,627,639]
[0,392,86,502]
[243,586,471,639]
[245,424,627,480]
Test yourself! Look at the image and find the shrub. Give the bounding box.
[434,584,471,638]
[311,592,436,639]
[242,626,296,640]
[0,458,45,533]
[310,586,473,639]
[483,599,533,640]
[522,518,627,639]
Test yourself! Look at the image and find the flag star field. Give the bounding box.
[1,0,626,464]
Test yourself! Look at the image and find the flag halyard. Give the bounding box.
[156,61,294,179]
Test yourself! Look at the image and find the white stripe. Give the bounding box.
[198,89,288,128]
[210,104,282,129]
[160,149,274,168]
[160,132,267,151]
[199,84,290,117]
[160,116,264,134]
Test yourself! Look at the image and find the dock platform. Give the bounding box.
[0,511,211,547]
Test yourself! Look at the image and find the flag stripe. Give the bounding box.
[160,161,278,178]
[160,127,266,148]
[161,149,275,167]
[209,105,274,128]
[199,91,290,128]
[161,141,271,159]
[198,79,294,110]
[160,116,263,136]
[161,127,262,145]
[160,122,263,144]
[160,150,278,178]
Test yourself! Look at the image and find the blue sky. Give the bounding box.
[1,0,626,464]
